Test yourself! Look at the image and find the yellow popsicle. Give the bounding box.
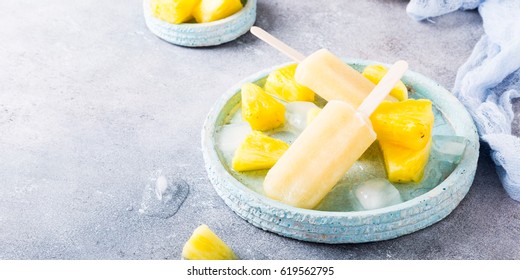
[263,100,376,209]
[294,49,376,106]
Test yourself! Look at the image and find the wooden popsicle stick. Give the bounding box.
[250,26,306,62]
[357,60,408,117]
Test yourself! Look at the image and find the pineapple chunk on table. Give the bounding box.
[182,224,237,260]
[232,131,289,172]
[264,64,315,102]
[241,83,285,131]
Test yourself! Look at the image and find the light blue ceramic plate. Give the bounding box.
[202,60,479,243]
[143,0,256,47]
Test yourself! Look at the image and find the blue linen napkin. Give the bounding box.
[408,0,520,202]
[406,0,483,21]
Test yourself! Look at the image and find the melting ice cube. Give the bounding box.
[228,108,244,124]
[284,102,320,133]
[432,135,467,164]
[139,170,189,219]
[353,178,403,210]
[155,175,169,200]
[216,122,252,160]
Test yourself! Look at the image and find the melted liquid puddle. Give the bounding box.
[139,170,189,218]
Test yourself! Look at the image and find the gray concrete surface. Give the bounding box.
[1,0,519,259]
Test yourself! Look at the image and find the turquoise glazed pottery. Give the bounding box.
[201,59,479,243]
[143,0,256,47]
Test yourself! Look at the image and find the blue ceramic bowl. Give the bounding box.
[201,59,479,243]
[143,0,256,47]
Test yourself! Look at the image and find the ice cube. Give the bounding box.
[353,178,403,210]
[284,101,320,133]
[139,170,189,219]
[216,122,252,160]
[432,135,467,164]
[267,130,297,145]
[155,175,169,200]
[228,108,244,124]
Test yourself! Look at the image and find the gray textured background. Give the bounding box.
[1,0,519,259]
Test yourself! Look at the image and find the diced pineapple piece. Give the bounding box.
[306,107,321,126]
[150,0,200,24]
[182,224,238,260]
[370,99,434,183]
[193,0,243,23]
[371,99,434,150]
[232,131,289,172]
[362,64,408,101]
[241,83,285,131]
[264,64,315,102]
[380,139,432,183]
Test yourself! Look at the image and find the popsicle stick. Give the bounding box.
[357,60,409,117]
[250,26,306,62]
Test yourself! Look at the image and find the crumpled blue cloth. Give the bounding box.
[406,0,483,21]
[408,0,520,202]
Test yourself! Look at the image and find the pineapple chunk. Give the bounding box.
[370,99,434,183]
[182,224,238,260]
[371,99,434,150]
[193,0,243,23]
[150,0,200,24]
[232,131,289,172]
[241,83,285,131]
[306,107,321,126]
[264,64,315,102]
[362,64,408,101]
[380,139,432,183]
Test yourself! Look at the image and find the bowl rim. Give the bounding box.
[144,0,256,28]
[202,58,479,219]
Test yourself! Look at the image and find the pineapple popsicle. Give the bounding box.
[250,27,394,106]
[294,49,376,107]
[264,61,408,209]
